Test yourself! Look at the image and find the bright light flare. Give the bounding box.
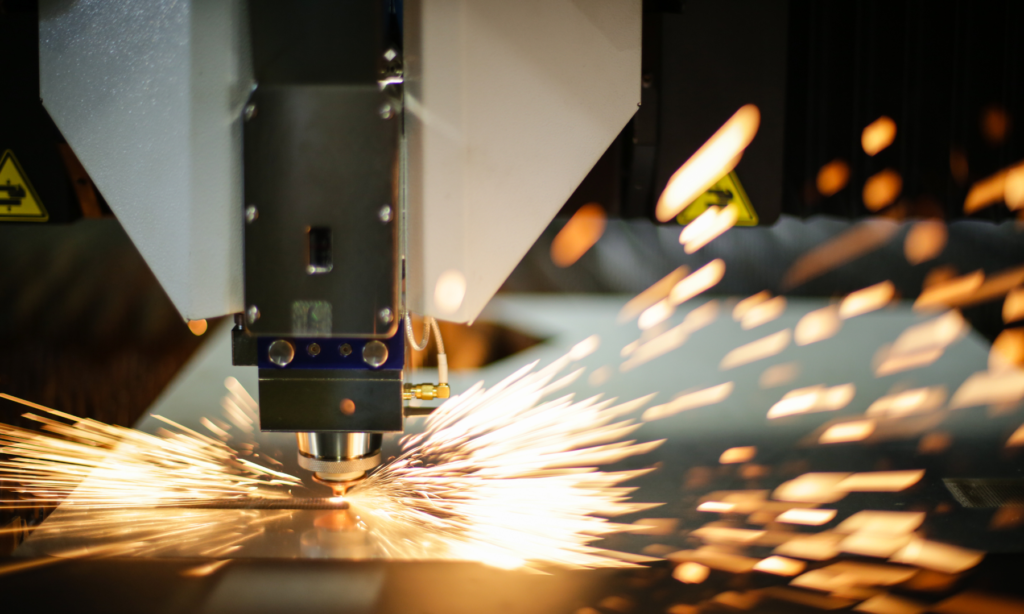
[719,446,756,464]
[720,330,791,370]
[855,594,929,614]
[795,307,842,345]
[550,203,607,268]
[679,204,739,253]
[989,329,1024,371]
[862,116,897,156]
[643,382,733,422]
[656,105,761,222]
[187,319,208,336]
[638,300,675,331]
[863,169,903,211]
[891,308,963,350]
[434,269,467,315]
[776,508,837,526]
[733,291,770,320]
[618,266,689,323]
[817,160,850,196]
[754,555,805,576]
[949,369,1024,409]
[964,160,1024,214]
[915,271,984,311]
[696,501,736,513]
[1004,288,1024,323]
[819,419,876,444]
[623,301,719,372]
[875,311,966,376]
[773,532,844,561]
[741,296,786,329]
[673,562,710,584]
[347,353,666,569]
[866,386,947,418]
[773,473,851,504]
[841,282,895,319]
[1006,423,1024,448]
[669,548,758,573]
[0,394,301,510]
[838,470,924,492]
[835,510,924,535]
[890,539,983,574]
[904,221,947,265]
[669,259,726,306]
[767,384,855,419]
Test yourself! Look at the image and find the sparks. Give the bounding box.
[346,354,665,569]
[0,394,301,510]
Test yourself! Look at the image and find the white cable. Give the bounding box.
[404,312,447,386]
[404,312,431,351]
[429,317,448,385]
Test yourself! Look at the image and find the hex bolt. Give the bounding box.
[268,339,295,367]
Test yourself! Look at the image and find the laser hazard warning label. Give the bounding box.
[0,150,48,222]
[677,171,757,227]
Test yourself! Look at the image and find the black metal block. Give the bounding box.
[243,84,399,338]
[258,369,403,432]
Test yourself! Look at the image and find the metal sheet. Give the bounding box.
[18,294,1015,562]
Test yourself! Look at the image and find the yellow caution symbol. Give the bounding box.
[676,171,757,227]
[0,150,48,222]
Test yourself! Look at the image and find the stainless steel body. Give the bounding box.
[296,432,384,480]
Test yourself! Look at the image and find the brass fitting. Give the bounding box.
[402,382,451,401]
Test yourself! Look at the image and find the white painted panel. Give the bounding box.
[406,0,641,323]
[39,0,250,320]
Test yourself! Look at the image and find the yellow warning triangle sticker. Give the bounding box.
[676,171,757,227]
[0,150,48,222]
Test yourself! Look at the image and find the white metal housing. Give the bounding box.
[39,0,251,320]
[39,0,639,325]
[405,0,642,323]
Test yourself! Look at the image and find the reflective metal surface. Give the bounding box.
[16,294,1014,563]
[296,433,382,461]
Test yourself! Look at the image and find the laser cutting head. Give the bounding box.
[297,432,382,490]
[36,0,641,486]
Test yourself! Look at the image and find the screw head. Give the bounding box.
[379,102,395,119]
[339,343,353,357]
[362,340,389,368]
[245,205,258,223]
[246,305,260,325]
[307,342,321,357]
[268,339,295,367]
[244,103,257,121]
[378,204,392,223]
[379,307,393,325]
